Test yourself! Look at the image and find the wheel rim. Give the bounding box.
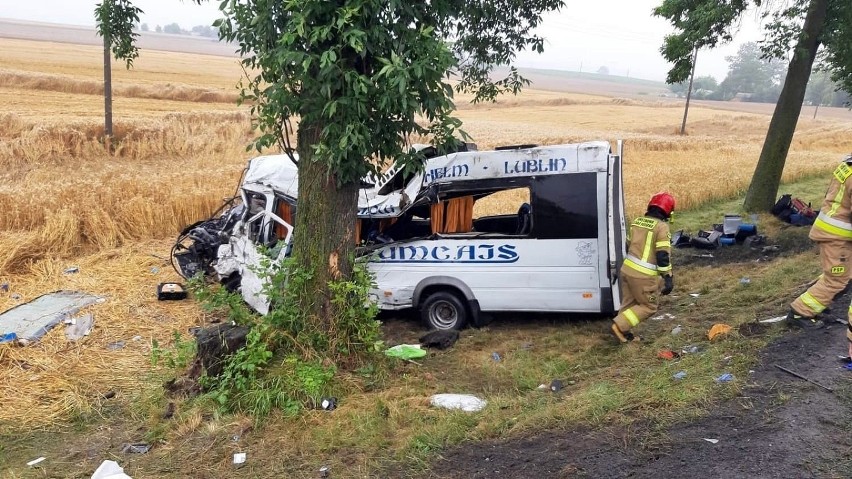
[429,300,458,329]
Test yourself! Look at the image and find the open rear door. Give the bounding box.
[605,140,627,313]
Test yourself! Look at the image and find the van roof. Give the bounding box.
[240,141,612,219]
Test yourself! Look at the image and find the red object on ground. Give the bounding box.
[657,350,678,360]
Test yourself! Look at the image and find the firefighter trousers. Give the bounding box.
[791,240,851,318]
[613,273,661,334]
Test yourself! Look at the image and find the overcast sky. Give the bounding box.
[0,0,767,82]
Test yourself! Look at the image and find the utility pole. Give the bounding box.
[680,47,698,135]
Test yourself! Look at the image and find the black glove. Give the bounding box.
[662,275,674,295]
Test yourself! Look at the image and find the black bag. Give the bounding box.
[771,194,792,216]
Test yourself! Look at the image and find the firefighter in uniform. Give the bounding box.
[788,155,852,358]
[611,192,675,343]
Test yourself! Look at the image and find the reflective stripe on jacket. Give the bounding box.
[622,216,671,278]
[811,162,852,242]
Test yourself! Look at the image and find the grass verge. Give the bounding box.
[0,175,830,478]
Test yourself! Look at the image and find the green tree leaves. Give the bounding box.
[94,0,143,69]
[215,0,564,186]
[653,0,752,83]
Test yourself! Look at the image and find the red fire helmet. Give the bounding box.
[648,192,676,217]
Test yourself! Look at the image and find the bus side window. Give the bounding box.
[469,187,531,236]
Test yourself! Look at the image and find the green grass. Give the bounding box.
[0,174,837,479]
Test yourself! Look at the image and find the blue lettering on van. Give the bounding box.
[504,157,567,175]
[375,244,518,263]
[424,164,470,183]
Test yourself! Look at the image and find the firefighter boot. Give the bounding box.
[785,308,820,329]
[611,323,640,344]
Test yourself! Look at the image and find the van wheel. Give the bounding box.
[421,291,468,330]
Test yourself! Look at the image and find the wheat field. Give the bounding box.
[1,36,852,428]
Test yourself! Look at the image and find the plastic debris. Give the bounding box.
[65,313,94,341]
[319,466,330,478]
[63,266,80,274]
[157,282,187,301]
[430,393,487,412]
[536,383,548,391]
[689,293,700,298]
[657,350,679,360]
[703,438,719,444]
[320,397,337,411]
[681,345,701,355]
[550,379,564,392]
[121,443,151,454]
[673,371,687,380]
[233,452,247,465]
[0,282,8,292]
[491,352,501,362]
[10,293,21,300]
[651,313,677,321]
[739,277,751,285]
[671,325,683,335]
[715,373,735,383]
[384,344,427,360]
[150,267,160,274]
[1,291,102,344]
[107,341,126,351]
[0,332,17,344]
[844,363,852,372]
[27,457,46,467]
[91,460,133,479]
[708,323,732,341]
[759,316,786,324]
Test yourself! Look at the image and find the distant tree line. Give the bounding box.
[669,41,851,107]
[137,22,218,38]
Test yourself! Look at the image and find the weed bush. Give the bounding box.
[185,256,383,415]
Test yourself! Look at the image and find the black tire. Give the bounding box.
[420,290,468,330]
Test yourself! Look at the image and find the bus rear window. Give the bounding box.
[531,173,598,239]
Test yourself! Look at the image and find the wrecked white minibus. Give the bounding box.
[172,141,628,330]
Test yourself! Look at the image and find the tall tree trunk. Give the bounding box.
[680,47,698,135]
[103,35,113,148]
[743,0,828,212]
[293,124,359,349]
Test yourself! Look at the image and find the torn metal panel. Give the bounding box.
[242,154,299,196]
[0,291,103,344]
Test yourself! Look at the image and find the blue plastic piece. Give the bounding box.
[0,332,17,344]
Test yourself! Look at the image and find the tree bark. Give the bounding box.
[293,124,359,349]
[103,35,113,147]
[743,0,828,212]
[680,47,698,135]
